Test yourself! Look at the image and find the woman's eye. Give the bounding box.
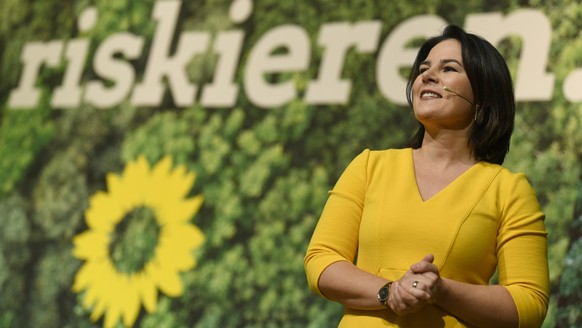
[419,67,429,73]
[444,66,457,72]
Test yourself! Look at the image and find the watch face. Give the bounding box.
[379,286,388,300]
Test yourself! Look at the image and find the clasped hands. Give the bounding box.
[387,254,442,316]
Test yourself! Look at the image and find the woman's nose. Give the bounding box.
[421,69,438,83]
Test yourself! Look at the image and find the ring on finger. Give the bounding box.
[412,281,419,288]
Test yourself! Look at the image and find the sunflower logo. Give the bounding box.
[72,156,205,327]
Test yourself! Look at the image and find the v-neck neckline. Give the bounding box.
[409,148,480,203]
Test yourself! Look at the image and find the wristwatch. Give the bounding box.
[377,282,392,307]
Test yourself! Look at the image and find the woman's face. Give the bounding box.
[412,39,475,129]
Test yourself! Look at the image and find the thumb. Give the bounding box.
[422,254,434,263]
[410,254,435,273]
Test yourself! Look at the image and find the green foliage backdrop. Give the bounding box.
[0,0,581,327]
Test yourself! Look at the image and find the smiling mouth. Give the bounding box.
[420,91,443,99]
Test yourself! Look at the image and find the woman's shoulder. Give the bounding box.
[364,147,411,160]
[349,148,411,173]
[480,162,529,180]
[480,162,537,192]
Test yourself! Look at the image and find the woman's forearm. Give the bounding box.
[319,258,519,327]
[318,261,389,310]
[436,278,518,328]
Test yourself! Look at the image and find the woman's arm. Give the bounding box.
[319,257,435,313]
[436,278,518,328]
[321,253,519,325]
[408,172,549,328]
[318,261,389,310]
[306,150,438,314]
[408,256,518,327]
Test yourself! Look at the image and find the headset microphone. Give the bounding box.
[443,86,474,106]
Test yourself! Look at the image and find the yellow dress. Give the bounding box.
[304,149,549,328]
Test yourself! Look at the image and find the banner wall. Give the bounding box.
[0,0,581,327]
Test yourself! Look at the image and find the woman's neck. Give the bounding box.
[416,131,477,167]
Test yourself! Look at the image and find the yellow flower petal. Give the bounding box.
[159,271,183,297]
[120,157,150,204]
[165,167,195,199]
[120,275,141,327]
[103,304,122,328]
[157,196,203,225]
[83,263,113,322]
[72,231,110,260]
[146,260,183,296]
[149,159,195,201]
[90,302,106,322]
[135,272,158,313]
[161,224,205,250]
[99,270,127,327]
[151,156,172,178]
[85,192,121,231]
[155,225,204,272]
[72,263,92,293]
[73,260,108,292]
[155,242,194,271]
[105,173,123,198]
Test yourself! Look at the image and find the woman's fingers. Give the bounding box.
[407,279,435,302]
[389,280,432,315]
[388,255,443,316]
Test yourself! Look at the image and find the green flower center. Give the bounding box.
[109,206,160,273]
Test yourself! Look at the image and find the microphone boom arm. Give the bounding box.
[443,86,474,106]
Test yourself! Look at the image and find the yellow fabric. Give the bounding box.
[304,148,549,327]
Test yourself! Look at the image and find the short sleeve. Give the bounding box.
[304,149,370,297]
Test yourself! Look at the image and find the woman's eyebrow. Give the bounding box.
[441,58,463,66]
[419,58,462,67]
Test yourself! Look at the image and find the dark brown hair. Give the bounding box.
[406,25,515,165]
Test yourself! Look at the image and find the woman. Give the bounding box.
[304,25,549,327]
